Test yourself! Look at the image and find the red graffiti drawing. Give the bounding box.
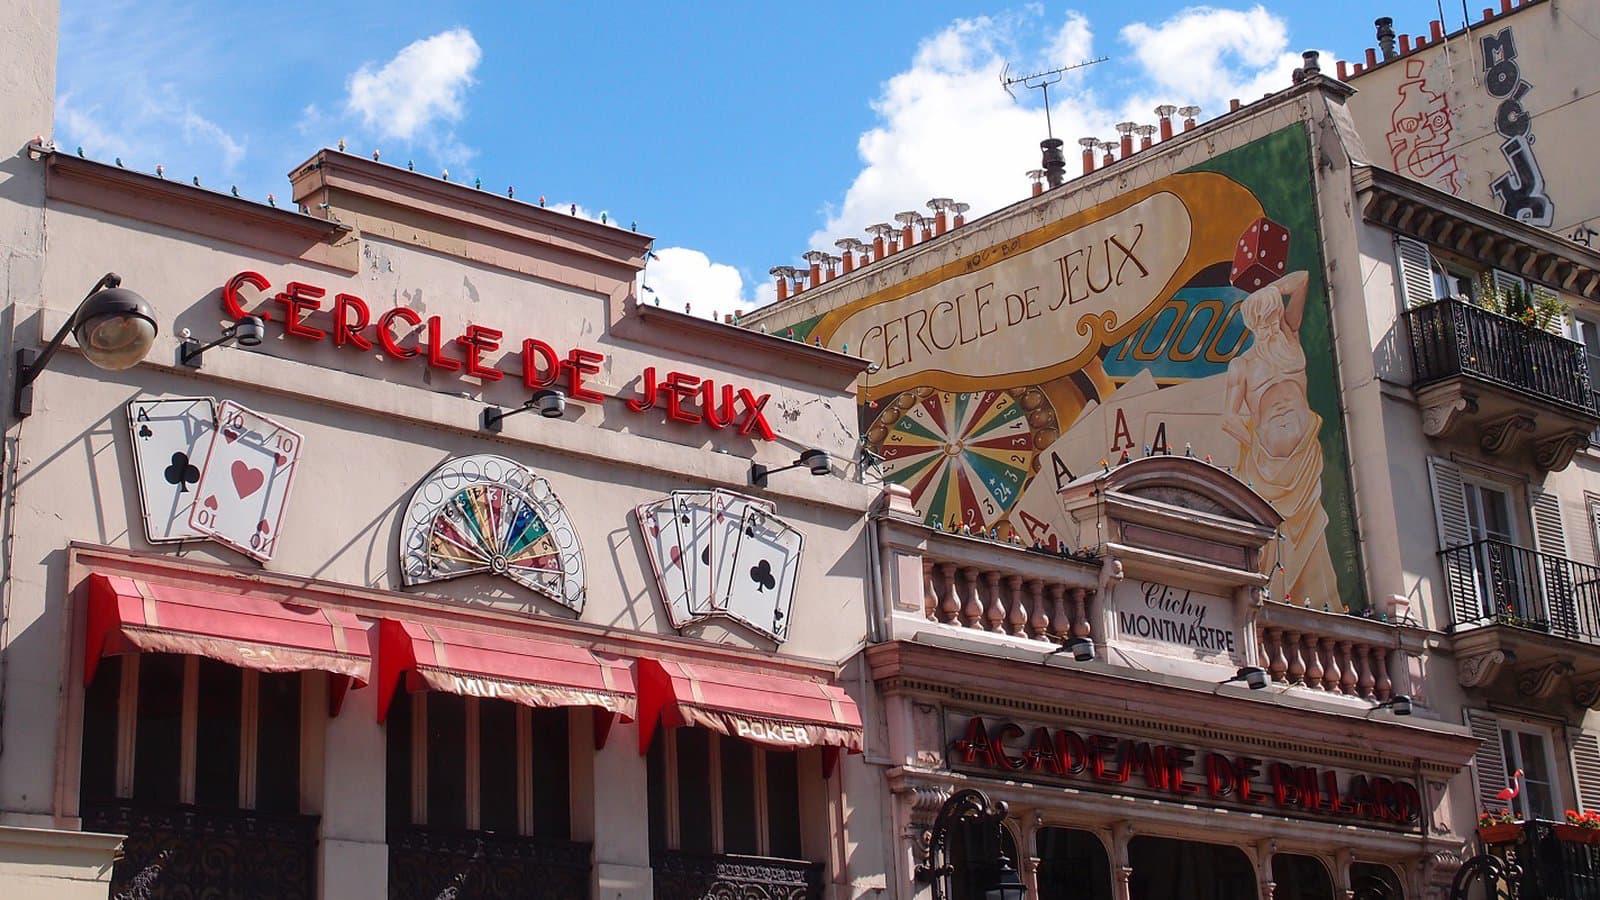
[1386,59,1461,195]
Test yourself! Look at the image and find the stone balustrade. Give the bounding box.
[1257,601,1403,701]
[919,555,1097,644]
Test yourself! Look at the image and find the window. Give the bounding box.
[80,654,303,814]
[1127,836,1255,900]
[1037,827,1112,900]
[1499,723,1559,820]
[1351,863,1404,900]
[1273,854,1335,900]
[646,728,806,860]
[384,691,571,837]
[1431,259,1478,304]
[1572,319,1600,443]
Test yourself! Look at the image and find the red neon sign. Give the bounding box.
[222,272,774,440]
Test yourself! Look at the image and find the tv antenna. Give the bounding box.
[1001,57,1109,139]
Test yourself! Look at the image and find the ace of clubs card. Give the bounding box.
[670,491,717,618]
[127,397,217,543]
[717,506,803,641]
[189,400,303,562]
[635,499,698,628]
[708,489,774,614]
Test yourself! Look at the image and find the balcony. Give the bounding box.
[652,851,823,900]
[1458,819,1600,900]
[1443,540,1600,706]
[387,826,592,900]
[84,800,319,899]
[1256,600,1424,702]
[1406,298,1600,471]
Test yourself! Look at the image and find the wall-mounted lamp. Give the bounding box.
[1046,636,1095,662]
[179,315,265,368]
[1371,694,1413,716]
[14,273,159,418]
[984,853,1026,900]
[750,448,831,488]
[483,388,566,432]
[1221,666,1270,691]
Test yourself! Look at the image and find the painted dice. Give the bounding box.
[1230,216,1291,291]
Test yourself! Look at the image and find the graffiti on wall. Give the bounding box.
[796,127,1363,610]
[1481,27,1554,226]
[1386,59,1461,196]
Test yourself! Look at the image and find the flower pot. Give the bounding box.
[1477,823,1523,844]
[1554,824,1600,845]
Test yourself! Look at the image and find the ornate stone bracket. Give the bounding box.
[1574,680,1600,710]
[1419,387,1478,437]
[1516,660,1574,699]
[1457,649,1508,688]
[1479,412,1536,456]
[1535,429,1590,472]
[1423,848,1465,896]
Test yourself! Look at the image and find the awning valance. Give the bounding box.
[375,619,636,723]
[84,572,372,713]
[635,657,863,753]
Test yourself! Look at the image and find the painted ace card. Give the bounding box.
[189,400,303,562]
[634,498,697,628]
[127,397,217,543]
[713,505,803,642]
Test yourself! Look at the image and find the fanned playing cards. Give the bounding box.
[634,489,802,642]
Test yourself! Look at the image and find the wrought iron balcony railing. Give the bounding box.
[84,800,319,899]
[388,826,592,900]
[1456,819,1600,900]
[1406,297,1599,415]
[652,850,824,900]
[1441,539,1600,642]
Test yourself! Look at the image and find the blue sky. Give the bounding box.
[56,1,1438,317]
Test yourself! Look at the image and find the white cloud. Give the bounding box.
[642,248,753,319]
[346,29,481,143]
[1119,5,1302,115]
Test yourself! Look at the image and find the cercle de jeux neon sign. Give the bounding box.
[222,272,774,439]
[952,716,1423,828]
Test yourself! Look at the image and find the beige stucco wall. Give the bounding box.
[1346,0,1600,241]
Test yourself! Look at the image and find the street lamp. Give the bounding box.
[14,273,158,417]
[985,852,1026,900]
[915,788,1016,900]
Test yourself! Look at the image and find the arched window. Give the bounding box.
[1128,836,1255,900]
[948,818,1021,900]
[1273,853,1335,900]
[1351,862,1405,900]
[1037,827,1112,900]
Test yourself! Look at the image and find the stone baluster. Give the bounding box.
[1355,644,1376,700]
[1338,640,1358,696]
[1027,580,1049,640]
[1374,648,1394,702]
[1071,588,1091,639]
[1285,631,1305,685]
[1263,628,1287,682]
[1048,585,1069,642]
[1005,575,1028,637]
[960,568,984,628]
[922,559,939,621]
[983,572,1007,633]
[938,563,961,624]
[1321,637,1342,692]
[1302,633,1323,689]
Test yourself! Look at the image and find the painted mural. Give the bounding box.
[791,126,1363,610]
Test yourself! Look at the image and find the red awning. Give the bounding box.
[84,572,372,713]
[375,619,636,724]
[635,657,863,754]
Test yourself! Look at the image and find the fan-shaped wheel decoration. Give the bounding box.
[401,454,585,613]
[866,387,1058,533]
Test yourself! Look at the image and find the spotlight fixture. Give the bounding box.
[1221,666,1270,691]
[14,273,159,418]
[179,315,265,369]
[1046,636,1095,662]
[1371,695,1413,716]
[482,388,567,431]
[750,448,832,488]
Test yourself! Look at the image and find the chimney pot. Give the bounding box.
[1156,104,1177,141]
[1430,20,1443,40]
[1337,59,1350,80]
[1116,122,1136,157]
[1353,62,1365,74]
[1227,98,1240,112]
[1400,34,1412,54]
[866,224,892,260]
[1364,47,1378,67]
[1098,140,1116,166]
[770,266,791,302]
[1302,50,1321,75]
[1078,138,1098,175]
[1180,105,1201,128]
[1501,0,1512,12]
[1375,17,1397,60]
[951,201,969,227]
[1040,138,1066,188]
[895,211,920,248]
[1135,124,1156,150]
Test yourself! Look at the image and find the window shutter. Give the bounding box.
[1575,731,1600,814]
[1493,269,1525,301]
[1395,236,1438,308]
[1467,709,1510,814]
[1532,488,1577,635]
[1531,489,1570,557]
[1428,457,1479,625]
[1530,283,1567,335]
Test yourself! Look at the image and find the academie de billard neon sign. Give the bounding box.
[222,272,776,439]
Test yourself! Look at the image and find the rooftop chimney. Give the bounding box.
[1156,105,1177,141]
[951,201,969,227]
[1302,50,1321,76]
[1116,122,1137,158]
[1180,105,1201,129]
[1098,140,1116,167]
[1375,18,1397,60]
[835,237,866,273]
[866,223,894,260]
[1028,168,1047,196]
[770,265,795,302]
[803,250,827,287]
[1040,138,1067,189]
[895,211,921,249]
[1136,124,1157,150]
[824,254,841,281]
[1078,138,1098,175]
[927,197,954,234]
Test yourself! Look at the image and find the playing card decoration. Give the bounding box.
[400,454,586,613]
[127,397,303,562]
[634,489,803,642]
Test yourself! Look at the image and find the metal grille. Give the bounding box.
[84,800,318,900]
[387,826,592,900]
[1406,297,1600,415]
[652,851,823,900]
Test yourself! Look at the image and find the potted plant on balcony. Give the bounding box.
[1477,809,1523,845]
[1556,810,1600,845]
[1474,271,1570,332]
